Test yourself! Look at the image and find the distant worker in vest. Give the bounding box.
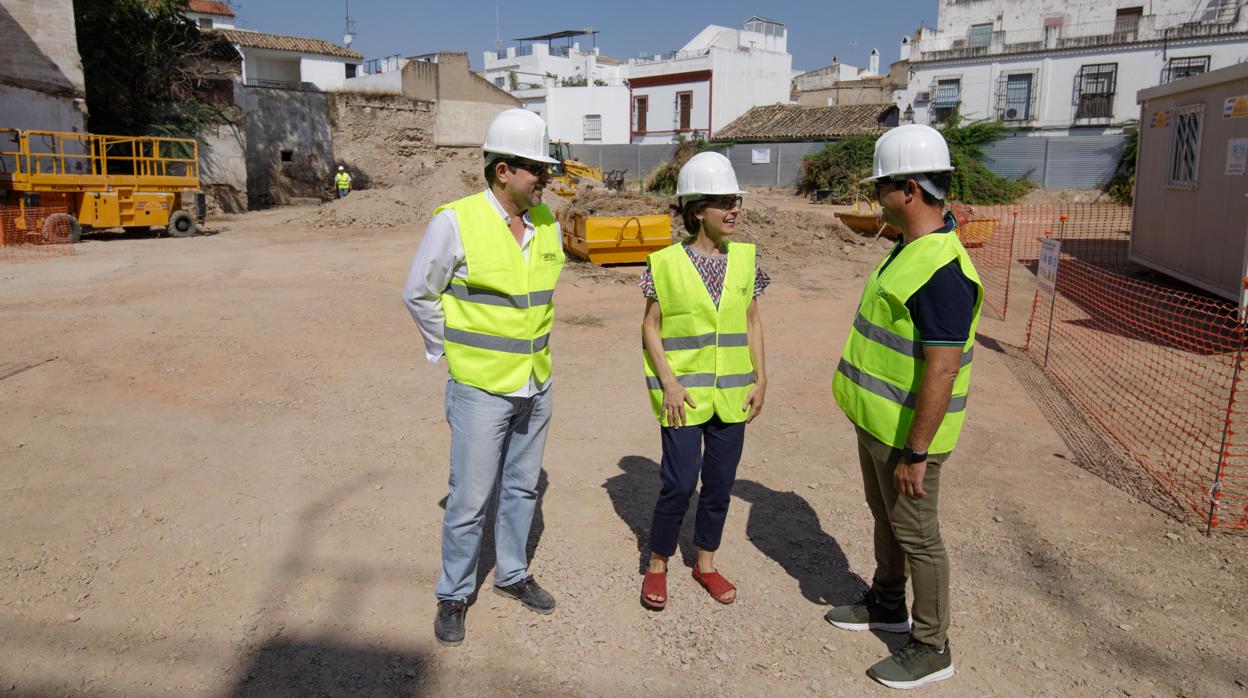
[401,108,564,646]
[637,151,769,611]
[824,124,983,690]
[335,165,352,198]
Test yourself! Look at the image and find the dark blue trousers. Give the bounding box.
[648,416,746,557]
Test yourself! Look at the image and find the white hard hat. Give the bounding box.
[864,124,953,199]
[675,151,744,205]
[482,108,560,165]
[338,165,344,171]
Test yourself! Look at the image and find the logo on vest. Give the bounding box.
[737,285,749,296]
[541,252,558,263]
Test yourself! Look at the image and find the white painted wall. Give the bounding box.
[899,0,1248,129]
[185,11,235,29]
[629,80,712,144]
[483,42,628,93]
[543,86,630,144]
[301,56,352,91]
[901,35,1248,128]
[709,43,792,131]
[931,0,1240,37]
[238,47,356,91]
[336,70,403,95]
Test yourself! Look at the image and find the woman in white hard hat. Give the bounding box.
[636,151,770,610]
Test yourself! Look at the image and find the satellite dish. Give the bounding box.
[344,33,354,46]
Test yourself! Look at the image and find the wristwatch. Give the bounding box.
[902,445,928,463]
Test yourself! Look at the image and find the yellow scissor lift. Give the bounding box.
[0,128,202,243]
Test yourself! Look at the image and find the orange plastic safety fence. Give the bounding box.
[1025,242,1248,533]
[953,207,1017,320]
[0,204,77,261]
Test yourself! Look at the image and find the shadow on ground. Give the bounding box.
[226,636,430,697]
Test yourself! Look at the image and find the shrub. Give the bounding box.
[798,111,1034,205]
[1103,124,1138,205]
[644,136,716,195]
[797,133,876,200]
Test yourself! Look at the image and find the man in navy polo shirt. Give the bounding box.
[826,125,984,690]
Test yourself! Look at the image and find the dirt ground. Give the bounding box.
[2,183,1246,698]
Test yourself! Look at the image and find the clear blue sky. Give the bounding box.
[227,0,939,73]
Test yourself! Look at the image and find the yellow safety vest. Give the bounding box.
[436,192,565,394]
[832,226,983,454]
[336,172,351,189]
[643,241,757,426]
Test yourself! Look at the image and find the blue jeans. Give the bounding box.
[436,380,552,602]
[648,416,746,557]
[337,188,349,198]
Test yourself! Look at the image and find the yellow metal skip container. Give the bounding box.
[559,210,672,265]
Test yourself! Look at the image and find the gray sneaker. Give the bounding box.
[867,639,955,690]
[824,594,912,633]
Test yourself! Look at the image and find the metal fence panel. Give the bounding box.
[1043,134,1126,189]
[568,135,1124,190]
[981,135,1050,184]
[726,144,778,187]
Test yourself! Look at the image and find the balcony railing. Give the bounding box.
[914,11,1244,61]
[631,48,711,65]
[243,78,317,91]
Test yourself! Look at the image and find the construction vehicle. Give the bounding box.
[547,140,605,199]
[0,128,202,244]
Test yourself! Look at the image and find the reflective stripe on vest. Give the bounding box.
[832,226,983,453]
[436,192,565,394]
[643,241,756,426]
[336,172,351,189]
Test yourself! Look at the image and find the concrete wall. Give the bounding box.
[0,0,86,132]
[1132,63,1248,305]
[328,93,436,186]
[236,85,334,206]
[198,122,248,213]
[334,70,404,95]
[435,100,511,147]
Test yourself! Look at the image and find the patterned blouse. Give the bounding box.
[638,242,771,306]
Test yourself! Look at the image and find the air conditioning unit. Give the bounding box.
[1005,108,1020,120]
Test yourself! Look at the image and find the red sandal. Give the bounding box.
[692,564,737,604]
[641,569,667,610]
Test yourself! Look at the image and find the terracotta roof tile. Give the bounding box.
[213,28,363,60]
[712,103,896,142]
[188,1,235,17]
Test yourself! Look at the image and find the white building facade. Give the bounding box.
[899,0,1248,131]
[214,29,363,92]
[185,0,236,30]
[627,17,793,144]
[482,30,630,144]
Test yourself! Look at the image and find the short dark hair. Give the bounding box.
[484,158,504,187]
[677,199,710,235]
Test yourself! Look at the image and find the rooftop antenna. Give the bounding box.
[343,0,356,47]
[493,0,503,49]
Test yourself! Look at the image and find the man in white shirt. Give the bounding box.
[402,109,565,647]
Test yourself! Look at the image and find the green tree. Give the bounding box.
[74,0,224,136]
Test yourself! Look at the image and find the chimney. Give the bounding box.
[869,48,880,76]
[898,36,911,62]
